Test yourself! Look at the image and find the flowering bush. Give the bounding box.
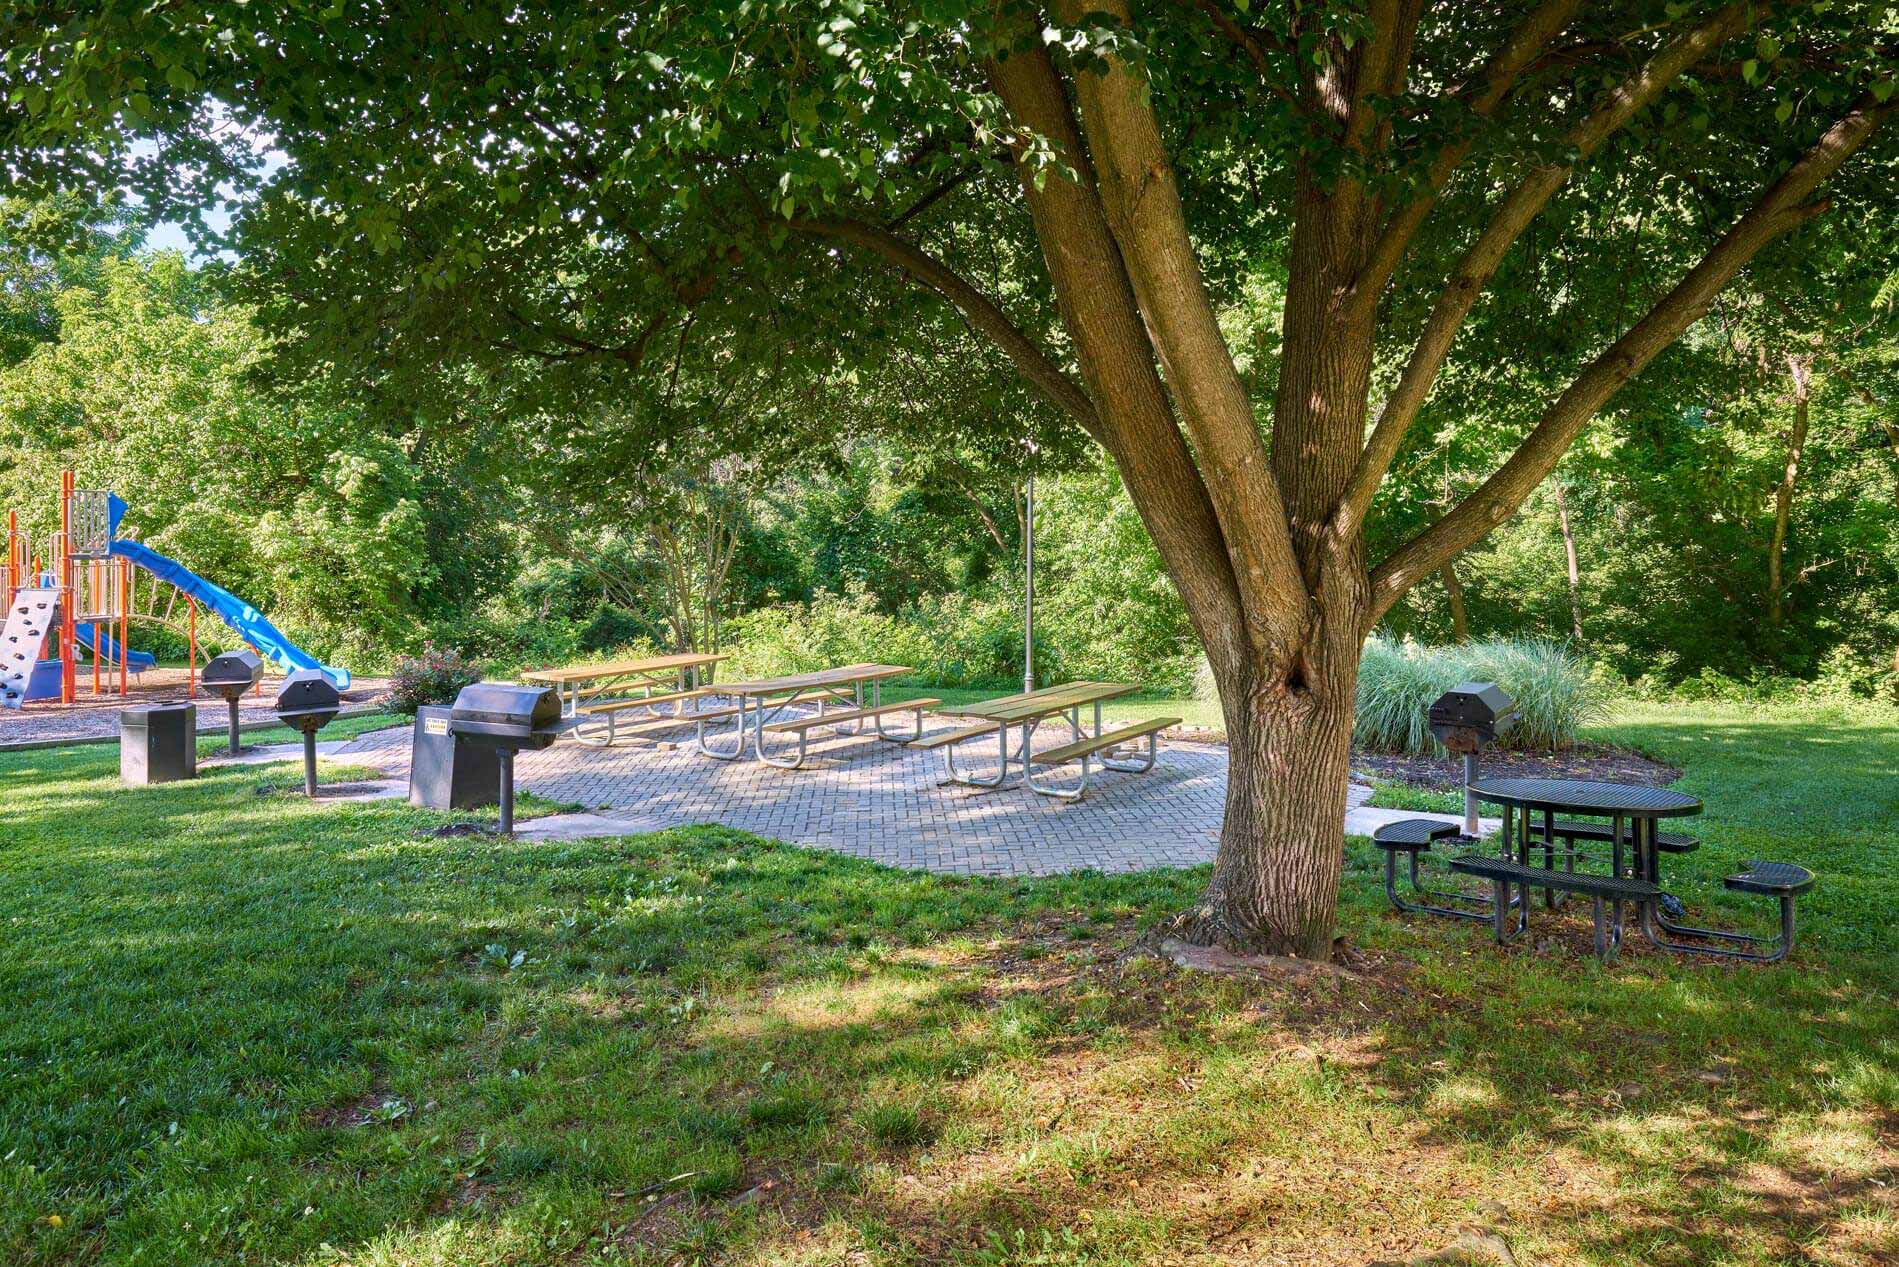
[387,643,482,714]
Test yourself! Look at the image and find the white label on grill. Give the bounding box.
[424,718,448,736]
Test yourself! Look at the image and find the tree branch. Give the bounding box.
[1061,0,1310,660]
[1349,0,1585,317]
[791,216,1099,434]
[1367,95,1891,621]
[986,28,1254,681]
[1340,1,1752,530]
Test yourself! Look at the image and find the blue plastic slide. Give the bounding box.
[106,538,351,690]
[74,621,157,672]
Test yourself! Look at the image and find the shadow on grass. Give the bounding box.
[2,738,1893,1265]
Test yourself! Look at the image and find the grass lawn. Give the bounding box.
[0,701,1893,1265]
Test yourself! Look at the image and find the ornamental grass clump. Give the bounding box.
[1353,636,1607,754]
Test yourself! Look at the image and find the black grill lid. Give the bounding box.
[447,682,560,730]
[1428,682,1518,729]
[275,668,341,716]
[203,649,265,696]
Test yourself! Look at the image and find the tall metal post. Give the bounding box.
[1463,752,1480,837]
[497,750,516,835]
[59,470,75,704]
[1022,473,1035,695]
[302,730,319,796]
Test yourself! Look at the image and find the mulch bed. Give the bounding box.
[0,668,391,746]
[1351,742,1681,791]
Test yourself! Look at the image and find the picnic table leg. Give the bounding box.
[941,722,1012,788]
[1611,813,1627,954]
[695,695,750,760]
[1023,717,1091,801]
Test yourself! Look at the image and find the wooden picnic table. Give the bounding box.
[922,681,1170,797]
[522,653,728,746]
[695,663,933,768]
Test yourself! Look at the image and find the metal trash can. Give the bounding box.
[407,705,500,810]
[121,703,197,785]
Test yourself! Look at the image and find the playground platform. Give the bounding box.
[0,668,390,747]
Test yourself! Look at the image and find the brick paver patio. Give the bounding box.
[340,718,1242,875]
[330,714,1434,877]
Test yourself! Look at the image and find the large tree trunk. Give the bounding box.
[1766,353,1811,626]
[1553,478,1585,641]
[1180,612,1363,958]
[1440,562,1470,641]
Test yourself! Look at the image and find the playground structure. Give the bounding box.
[3,470,348,710]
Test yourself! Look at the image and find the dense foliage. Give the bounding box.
[3,222,1896,698]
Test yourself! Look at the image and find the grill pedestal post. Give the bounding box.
[497,750,515,835]
[226,698,243,757]
[1464,753,1480,836]
[302,731,319,797]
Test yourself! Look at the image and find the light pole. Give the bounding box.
[1022,470,1035,694]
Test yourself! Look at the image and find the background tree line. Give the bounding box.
[3,192,1893,697]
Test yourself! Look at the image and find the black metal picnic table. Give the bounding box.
[1468,777,1702,886]
[1391,776,1809,963]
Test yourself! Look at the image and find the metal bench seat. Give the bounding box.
[1640,861,1816,964]
[1449,854,1659,962]
[1023,718,1177,801]
[1525,818,1699,853]
[1724,860,1815,896]
[1373,819,1489,923]
[1371,818,1460,850]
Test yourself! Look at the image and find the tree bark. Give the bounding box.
[1440,561,1470,642]
[1552,478,1585,641]
[1183,615,1363,959]
[1767,354,1812,626]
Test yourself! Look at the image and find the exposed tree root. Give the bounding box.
[1368,1226,1517,1266]
[1138,936,1367,985]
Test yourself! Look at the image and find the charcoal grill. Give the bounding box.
[202,649,264,755]
[1427,682,1518,835]
[275,669,342,795]
[445,682,566,833]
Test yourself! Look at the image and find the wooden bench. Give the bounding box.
[757,698,941,769]
[572,700,741,747]
[1449,853,1660,961]
[576,687,712,715]
[909,721,1002,751]
[762,698,939,734]
[1024,717,1178,801]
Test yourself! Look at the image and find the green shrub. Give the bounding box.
[385,643,482,714]
[721,588,1035,689]
[1353,636,1607,753]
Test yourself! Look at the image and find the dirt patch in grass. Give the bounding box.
[1353,742,1682,791]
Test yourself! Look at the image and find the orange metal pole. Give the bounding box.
[89,561,100,696]
[59,470,74,704]
[118,557,129,696]
[4,509,16,611]
[188,599,198,696]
